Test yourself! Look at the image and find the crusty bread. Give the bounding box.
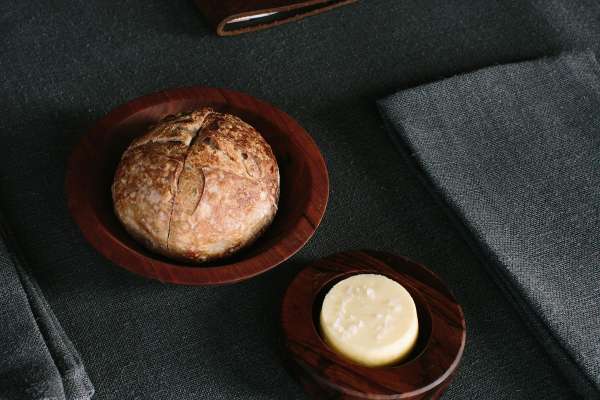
[111,108,279,262]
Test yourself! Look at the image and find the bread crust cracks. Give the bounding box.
[166,112,214,250]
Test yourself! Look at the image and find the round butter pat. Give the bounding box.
[319,274,419,367]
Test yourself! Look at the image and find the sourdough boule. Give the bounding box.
[111,108,279,262]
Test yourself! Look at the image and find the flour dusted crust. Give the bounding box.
[112,108,279,262]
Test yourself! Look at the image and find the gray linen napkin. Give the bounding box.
[0,211,94,400]
[378,51,600,399]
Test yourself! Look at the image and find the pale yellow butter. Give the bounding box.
[319,274,419,367]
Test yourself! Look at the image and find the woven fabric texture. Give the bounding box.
[2,0,600,398]
[379,51,600,399]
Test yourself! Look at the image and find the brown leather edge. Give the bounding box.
[195,0,358,37]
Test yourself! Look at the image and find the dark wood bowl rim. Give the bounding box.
[66,86,329,285]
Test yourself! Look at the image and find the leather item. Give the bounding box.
[195,0,357,36]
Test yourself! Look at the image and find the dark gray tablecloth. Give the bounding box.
[1,0,599,399]
[0,212,94,400]
[379,51,600,399]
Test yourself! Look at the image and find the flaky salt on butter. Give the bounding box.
[319,274,419,367]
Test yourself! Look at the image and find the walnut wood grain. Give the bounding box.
[66,86,328,285]
[281,251,466,399]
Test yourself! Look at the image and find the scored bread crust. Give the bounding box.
[111,108,280,262]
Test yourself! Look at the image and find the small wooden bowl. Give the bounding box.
[281,250,466,399]
[66,87,329,285]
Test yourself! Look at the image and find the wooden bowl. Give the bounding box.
[281,251,466,399]
[66,87,329,285]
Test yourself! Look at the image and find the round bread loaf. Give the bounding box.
[111,108,279,262]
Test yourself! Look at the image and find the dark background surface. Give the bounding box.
[1,0,598,398]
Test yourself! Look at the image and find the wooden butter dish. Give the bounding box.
[281,250,466,399]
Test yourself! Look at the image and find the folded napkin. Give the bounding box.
[0,211,93,400]
[378,52,600,399]
[194,0,357,36]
